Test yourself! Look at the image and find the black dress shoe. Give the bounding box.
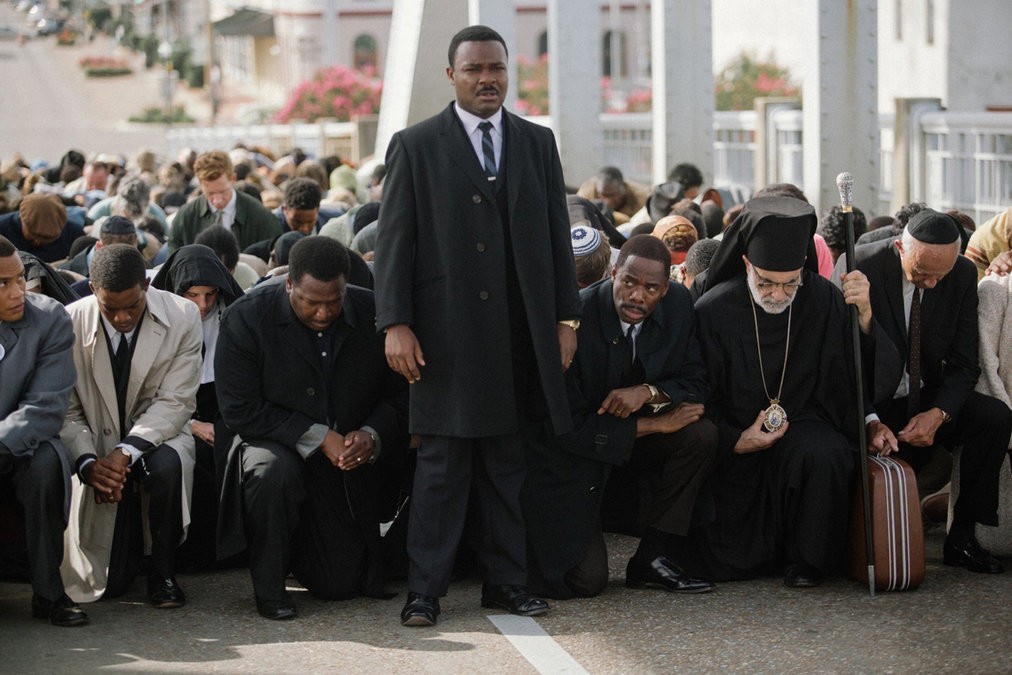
[943,535,1004,574]
[625,555,715,593]
[147,576,186,608]
[783,563,823,588]
[256,595,298,620]
[32,594,89,627]
[480,585,550,616]
[401,592,440,626]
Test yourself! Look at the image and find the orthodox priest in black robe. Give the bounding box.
[684,196,865,587]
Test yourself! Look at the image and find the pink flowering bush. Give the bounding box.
[274,65,382,123]
[517,56,652,115]
[79,55,132,77]
[715,52,799,110]
[515,54,549,116]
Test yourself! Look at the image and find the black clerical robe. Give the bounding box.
[686,270,858,579]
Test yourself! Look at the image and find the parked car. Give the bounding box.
[36,17,64,36]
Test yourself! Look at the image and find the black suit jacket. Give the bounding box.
[855,237,980,419]
[523,278,707,596]
[374,103,581,437]
[214,279,408,559]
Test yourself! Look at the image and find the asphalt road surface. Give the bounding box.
[0,3,170,163]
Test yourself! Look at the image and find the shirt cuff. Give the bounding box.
[865,413,880,424]
[296,424,330,460]
[117,443,143,466]
[76,454,98,483]
[361,425,381,463]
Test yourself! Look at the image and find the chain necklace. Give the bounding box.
[750,298,791,432]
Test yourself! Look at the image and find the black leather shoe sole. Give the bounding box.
[32,596,89,627]
[148,579,186,609]
[943,545,1004,574]
[480,597,550,616]
[256,598,298,620]
[624,578,715,594]
[401,610,438,627]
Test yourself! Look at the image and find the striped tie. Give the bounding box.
[478,121,497,179]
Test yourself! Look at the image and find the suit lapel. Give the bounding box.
[126,303,166,420]
[441,105,496,202]
[883,246,909,348]
[85,310,121,434]
[502,110,522,217]
[0,321,17,362]
[597,283,628,387]
[275,288,324,379]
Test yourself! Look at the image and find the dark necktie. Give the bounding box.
[907,287,921,418]
[214,209,223,227]
[114,333,131,436]
[478,121,497,178]
[626,324,637,362]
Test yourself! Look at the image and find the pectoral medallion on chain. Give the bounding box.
[763,400,787,432]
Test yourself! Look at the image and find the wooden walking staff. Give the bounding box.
[837,171,876,597]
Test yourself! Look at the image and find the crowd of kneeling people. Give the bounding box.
[1,145,1010,628]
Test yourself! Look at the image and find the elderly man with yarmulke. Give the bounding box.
[0,193,84,263]
[685,195,877,588]
[842,208,1012,574]
[570,223,612,288]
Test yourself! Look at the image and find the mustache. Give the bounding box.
[478,86,499,94]
[620,302,646,313]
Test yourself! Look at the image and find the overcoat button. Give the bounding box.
[476,243,486,252]
[479,291,489,300]
[307,388,315,396]
[103,428,111,435]
[472,194,482,204]
[589,486,599,495]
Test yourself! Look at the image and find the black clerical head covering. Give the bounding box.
[645,181,686,223]
[151,244,244,306]
[567,195,626,249]
[906,209,960,244]
[702,196,818,293]
[100,216,136,236]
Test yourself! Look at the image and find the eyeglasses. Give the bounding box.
[753,273,804,294]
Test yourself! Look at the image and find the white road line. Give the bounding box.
[488,615,590,674]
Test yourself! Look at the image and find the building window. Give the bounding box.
[925,0,935,44]
[603,30,627,78]
[537,30,548,57]
[354,34,378,70]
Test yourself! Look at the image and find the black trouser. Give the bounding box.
[0,442,66,601]
[878,390,1012,526]
[105,444,183,597]
[407,434,527,597]
[241,442,368,602]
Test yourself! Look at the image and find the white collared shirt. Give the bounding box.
[892,274,922,399]
[211,189,238,232]
[454,103,503,176]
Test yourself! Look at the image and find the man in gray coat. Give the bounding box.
[0,235,87,626]
[375,25,581,626]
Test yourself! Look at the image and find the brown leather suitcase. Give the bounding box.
[848,455,925,591]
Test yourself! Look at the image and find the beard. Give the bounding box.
[747,272,797,315]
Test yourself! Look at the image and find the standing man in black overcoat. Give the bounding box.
[374,25,581,626]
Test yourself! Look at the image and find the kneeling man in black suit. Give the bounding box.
[525,235,717,598]
[216,236,408,619]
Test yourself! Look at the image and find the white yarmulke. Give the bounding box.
[571,224,602,257]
